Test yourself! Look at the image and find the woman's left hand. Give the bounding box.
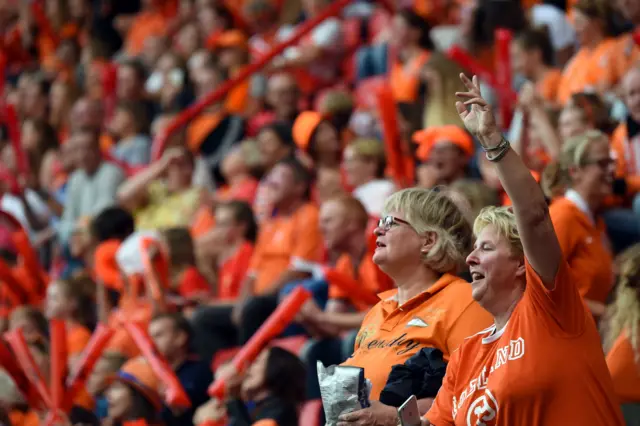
[337,401,399,426]
[455,73,501,147]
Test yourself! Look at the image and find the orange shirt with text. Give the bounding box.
[607,331,640,404]
[342,274,492,399]
[550,197,613,304]
[248,203,322,295]
[426,260,624,426]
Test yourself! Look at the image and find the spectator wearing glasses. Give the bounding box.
[545,130,616,318]
[336,188,493,423]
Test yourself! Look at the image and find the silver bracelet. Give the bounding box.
[482,136,509,152]
[486,140,511,162]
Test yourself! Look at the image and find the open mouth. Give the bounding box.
[471,271,485,281]
[376,241,386,248]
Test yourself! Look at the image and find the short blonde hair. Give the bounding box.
[383,188,472,273]
[473,206,524,259]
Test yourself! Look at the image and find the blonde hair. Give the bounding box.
[383,188,472,273]
[422,52,466,129]
[541,130,608,198]
[604,244,640,363]
[473,206,524,259]
[348,138,387,178]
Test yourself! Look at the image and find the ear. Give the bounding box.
[420,231,437,255]
[515,259,526,278]
[567,165,579,181]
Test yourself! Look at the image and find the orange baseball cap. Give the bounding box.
[292,111,323,151]
[106,357,162,410]
[412,125,474,162]
[211,30,249,50]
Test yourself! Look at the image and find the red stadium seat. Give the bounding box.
[299,399,323,426]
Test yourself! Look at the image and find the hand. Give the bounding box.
[216,362,244,399]
[455,74,501,147]
[337,401,399,426]
[161,147,186,168]
[193,398,227,425]
[296,299,323,323]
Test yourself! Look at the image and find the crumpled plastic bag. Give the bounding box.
[318,362,371,426]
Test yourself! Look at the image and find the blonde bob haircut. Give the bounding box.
[383,188,472,273]
[473,206,524,259]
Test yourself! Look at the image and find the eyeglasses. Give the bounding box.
[378,216,411,232]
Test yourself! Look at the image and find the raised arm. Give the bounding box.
[456,74,562,288]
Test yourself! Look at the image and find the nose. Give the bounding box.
[466,249,479,267]
[374,225,385,236]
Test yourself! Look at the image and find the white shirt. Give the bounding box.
[1,189,52,239]
[531,4,576,52]
[353,179,397,217]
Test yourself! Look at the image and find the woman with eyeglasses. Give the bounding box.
[542,129,616,318]
[335,187,493,425]
[422,74,623,426]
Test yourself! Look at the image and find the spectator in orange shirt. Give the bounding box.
[546,130,616,316]
[556,0,621,105]
[613,0,640,78]
[388,9,434,105]
[192,158,322,361]
[511,28,562,106]
[44,275,95,363]
[298,195,393,399]
[124,0,170,57]
[338,187,492,424]
[603,243,640,418]
[423,73,623,426]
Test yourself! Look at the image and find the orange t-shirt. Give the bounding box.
[328,251,394,312]
[390,51,431,103]
[607,331,640,404]
[9,410,39,426]
[536,69,562,105]
[225,79,250,115]
[556,38,620,105]
[67,322,92,356]
[426,260,624,425]
[218,242,254,301]
[611,122,640,194]
[186,112,224,152]
[248,203,323,295]
[125,12,167,56]
[177,266,211,299]
[549,195,613,304]
[341,274,493,400]
[94,240,123,292]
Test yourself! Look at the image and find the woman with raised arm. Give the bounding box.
[423,74,624,425]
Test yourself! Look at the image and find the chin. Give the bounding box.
[471,279,488,304]
[372,249,386,266]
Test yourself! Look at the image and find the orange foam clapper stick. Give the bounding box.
[4,103,29,178]
[5,329,53,409]
[11,227,49,299]
[208,286,312,398]
[123,321,191,408]
[0,258,30,304]
[49,319,68,412]
[0,337,43,408]
[446,46,496,87]
[324,268,379,306]
[63,323,116,412]
[375,84,408,188]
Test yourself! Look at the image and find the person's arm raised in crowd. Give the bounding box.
[116,148,183,211]
[456,74,562,287]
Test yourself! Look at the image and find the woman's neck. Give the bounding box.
[585,32,605,49]
[218,239,244,265]
[572,186,602,215]
[486,280,525,331]
[395,267,443,305]
[399,45,423,62]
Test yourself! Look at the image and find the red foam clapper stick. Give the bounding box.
[633,28,640,47]
[0,338,42,408]
[63,324,115,411]
[375,84,410,188]
[49,319,68,412]
[5,329,53,409]
[123,321,191,408]
[324,268,379,306]
[208,286,311,398]
[495,28,514,128]
[447,46,496,86]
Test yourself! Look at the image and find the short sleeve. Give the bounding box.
[524,258,586,336]
[445,302,493,360]
[425,349,458,425]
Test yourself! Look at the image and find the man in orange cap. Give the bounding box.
[412,125,475,188]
